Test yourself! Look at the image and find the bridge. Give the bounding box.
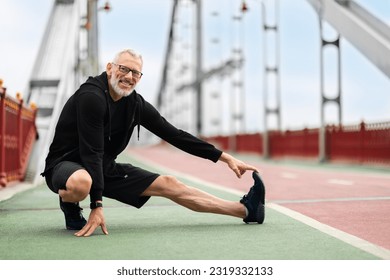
[0,0,389,275]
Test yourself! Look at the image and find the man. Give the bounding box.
[41,49,265,237]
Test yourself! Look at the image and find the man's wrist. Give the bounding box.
[219,152,232,163]
[90,201,103,209]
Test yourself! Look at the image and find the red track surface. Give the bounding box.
[128,144,390,250]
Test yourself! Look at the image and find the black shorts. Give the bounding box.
[44,161,160,208]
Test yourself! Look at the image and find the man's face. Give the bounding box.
[107,53,143,98]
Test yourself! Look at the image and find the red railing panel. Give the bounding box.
[236,133,263,154]
[328,122,390,165]
[0,82,38,187]
[204,121,389,166]
[269,128,319,159]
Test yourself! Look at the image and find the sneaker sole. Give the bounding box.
[66,226,82,231]
[251,172,266,224]
[256,203,265,224]
[252,172,265,205]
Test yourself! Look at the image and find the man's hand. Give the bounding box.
[219,152,259,178]
[75,207,108,237]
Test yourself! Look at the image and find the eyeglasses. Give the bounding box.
[111,63,143,79]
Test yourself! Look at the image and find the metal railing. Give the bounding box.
[205,120,390,166]
[0,80,38,187]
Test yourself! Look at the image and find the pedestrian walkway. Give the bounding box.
[0,144,389,260]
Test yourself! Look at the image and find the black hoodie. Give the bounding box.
[42,72,222,202]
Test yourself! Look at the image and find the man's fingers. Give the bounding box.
[241,163,259,173]
[248,165,259,173]
[235,163,259,178]
[74,222,107,237]
[74,224,90,237]
[232,167,241,178]
[83,224,98,237]
[101,224,109,235]
[74,223,97,237]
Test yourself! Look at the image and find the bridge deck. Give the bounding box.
[1,144,389,261]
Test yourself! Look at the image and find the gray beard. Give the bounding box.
[110,75,133,97]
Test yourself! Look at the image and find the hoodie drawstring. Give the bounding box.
[137,102,141,141]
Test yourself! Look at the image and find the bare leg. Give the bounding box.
[141,175,246,218]
[59,169,92,203]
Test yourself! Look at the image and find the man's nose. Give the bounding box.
[124,70,134,78]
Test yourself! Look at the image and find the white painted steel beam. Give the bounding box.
[26,0,81,183]
[306,0,390,79]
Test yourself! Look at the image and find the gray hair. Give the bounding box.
[113,49,143,65]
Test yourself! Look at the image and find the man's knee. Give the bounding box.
[65,169,92,201]
[161,175,181,186]
[143,175,184,197]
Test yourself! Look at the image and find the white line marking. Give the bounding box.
[127,151,390,260]
[0,182,36,202]
[271,196,390,204]
[328,179,354,186]
[267,203,390,260]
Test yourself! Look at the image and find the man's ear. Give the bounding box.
[106,62,113,76]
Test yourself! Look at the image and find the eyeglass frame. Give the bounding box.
[111,62,143,79]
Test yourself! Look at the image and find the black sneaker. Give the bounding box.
[240,171,265,224]
[59,197,87,230]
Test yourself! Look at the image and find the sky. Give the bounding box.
[0,0,389,136]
